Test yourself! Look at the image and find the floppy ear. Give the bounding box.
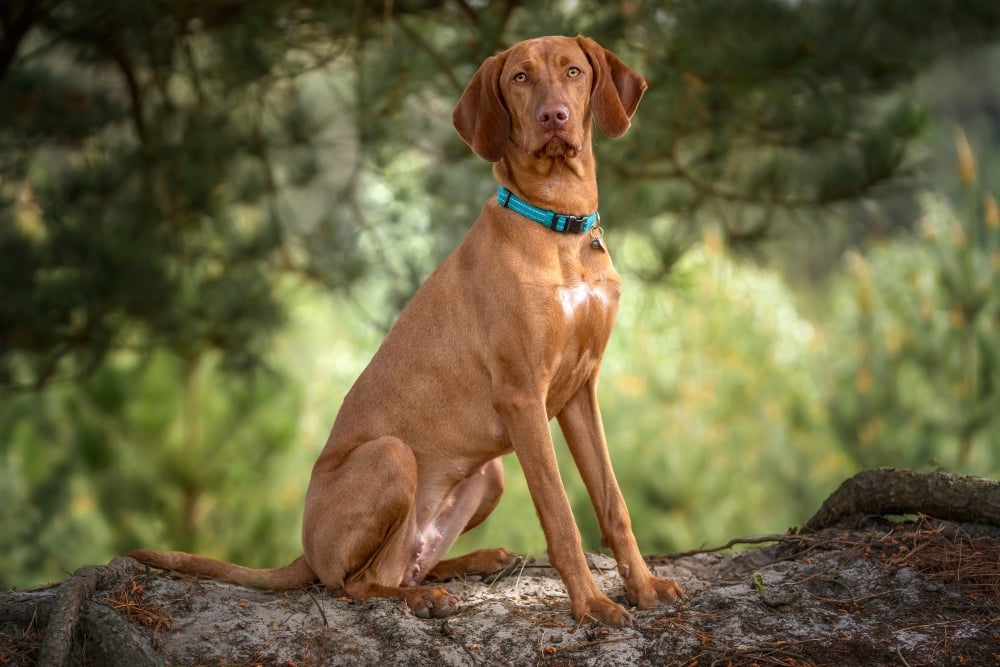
[576,35,647,138]
[452,52,510,162]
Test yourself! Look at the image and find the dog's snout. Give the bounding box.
[537,103,570,129]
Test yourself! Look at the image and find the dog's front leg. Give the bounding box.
[495,393,636,627]
[556,379,684,610]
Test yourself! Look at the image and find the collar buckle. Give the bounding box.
[562,215,587,234]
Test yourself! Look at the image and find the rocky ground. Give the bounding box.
[3,516,999,666]
[3,469,1000,666]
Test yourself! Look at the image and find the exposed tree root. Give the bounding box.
[804,467,1000,531]
[34,557,156,667]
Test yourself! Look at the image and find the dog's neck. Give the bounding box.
[492,137,598,217]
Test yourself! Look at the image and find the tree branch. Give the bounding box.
[0,0,50,80]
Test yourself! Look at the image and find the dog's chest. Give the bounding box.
[557,280,612,319]
[543,265,618,417]
[554,243,620,323]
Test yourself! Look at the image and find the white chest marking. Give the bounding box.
[558,281,608,319]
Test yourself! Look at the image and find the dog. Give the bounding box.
[130,34,683,628]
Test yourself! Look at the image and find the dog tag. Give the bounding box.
[590,232,606,252]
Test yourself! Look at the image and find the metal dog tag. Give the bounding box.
[590,229,606,252]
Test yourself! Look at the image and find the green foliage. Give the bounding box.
[0,349,302,586]
[827,139,1000,472]
[601,243,846,551]
[597,0,998,248]
[0,0,372,389]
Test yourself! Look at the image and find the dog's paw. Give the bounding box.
[465,547,522,577]
[630,575,684,609]
[572,594,638,629]
[423,547,523,581]
[404,586,460,619]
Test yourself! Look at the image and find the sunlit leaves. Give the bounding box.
[828,151,1000,472]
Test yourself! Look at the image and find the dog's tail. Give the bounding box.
[127,549,317,590]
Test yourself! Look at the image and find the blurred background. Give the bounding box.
[2,0,999,589]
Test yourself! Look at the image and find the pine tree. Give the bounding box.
[829,131,1000,471]
[4,0,1000,389]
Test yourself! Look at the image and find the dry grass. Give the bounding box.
[102,578,171,633]
[882,517,1000,604]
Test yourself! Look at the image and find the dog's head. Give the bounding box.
[453,35,647,163]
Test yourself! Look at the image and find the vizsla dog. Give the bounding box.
[130,35,682,627]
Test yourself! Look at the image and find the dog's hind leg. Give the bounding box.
[419,457,520,581]
[302,436,459,618]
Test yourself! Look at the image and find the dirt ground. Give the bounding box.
[3,515,999,666]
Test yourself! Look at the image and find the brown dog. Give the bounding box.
[130,35,682,628]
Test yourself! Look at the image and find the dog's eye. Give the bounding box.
[567,67,581,78]
[513,72,528,83]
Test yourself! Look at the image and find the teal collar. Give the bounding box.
[497,185,599,234]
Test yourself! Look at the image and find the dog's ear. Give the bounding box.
[577,35,647,138]
[452,52,510,162]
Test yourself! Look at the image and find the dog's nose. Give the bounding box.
[537,103,570,129]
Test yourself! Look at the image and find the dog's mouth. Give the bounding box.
[531,133,581,159]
